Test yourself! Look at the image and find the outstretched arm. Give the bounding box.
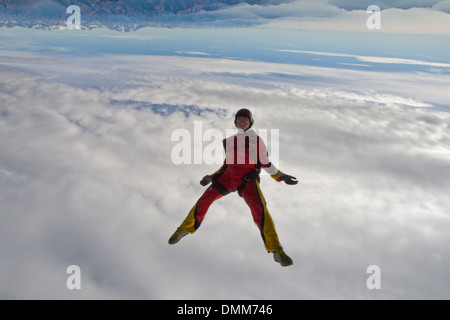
[200,163,227,186]
[258,137,298,185]
[270,170,298,185]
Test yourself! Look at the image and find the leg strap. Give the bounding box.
[237,169,261,197]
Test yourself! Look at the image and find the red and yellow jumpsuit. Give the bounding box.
[179,129,284,253]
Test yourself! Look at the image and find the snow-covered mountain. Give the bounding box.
[0,0,292,31]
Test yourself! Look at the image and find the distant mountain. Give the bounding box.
[0,0,292,31]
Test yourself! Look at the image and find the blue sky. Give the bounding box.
[1,1,450,300]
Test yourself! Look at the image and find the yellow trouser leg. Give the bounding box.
[179,186,223,233]
[242,180,282,253]
[179,203,199,234]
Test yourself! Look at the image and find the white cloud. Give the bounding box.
[1,49,450,299]
[214,0,343,19]
[265,6,450,34]
[175,51,212,56]
[2,0,450,32]
[432,0,450,13]
[184,0,450,35]
[327,0,443,10]
[277,49,450,68]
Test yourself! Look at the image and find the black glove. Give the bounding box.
[200,175,212,186]
[280,174,298,185]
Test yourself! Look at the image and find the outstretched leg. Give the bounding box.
[169,186,222,245]
[179,186,223,233]
[241,180,293,266]
[240,180,282,253]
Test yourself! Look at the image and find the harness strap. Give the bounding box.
[211,169,261,197]
[237,169,261,197]
[211,179,232,196]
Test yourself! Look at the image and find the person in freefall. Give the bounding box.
[169,109,298,266]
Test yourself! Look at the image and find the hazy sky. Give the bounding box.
[1,0,450,300]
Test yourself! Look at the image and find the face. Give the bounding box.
[235,117,250,131]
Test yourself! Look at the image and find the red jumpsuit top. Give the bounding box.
[213,129,279,192]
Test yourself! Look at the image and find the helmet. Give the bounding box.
[234,108,254,129]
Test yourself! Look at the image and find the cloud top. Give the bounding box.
[1,50,450,299]
[1,0,450,31]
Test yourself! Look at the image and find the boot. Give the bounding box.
[168,228,189,245]
[273,247,293,267]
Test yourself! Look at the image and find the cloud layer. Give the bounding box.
[329,0,443,11]
[1,47,450,299]
[2,0,450,31]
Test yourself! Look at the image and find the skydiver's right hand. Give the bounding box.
[200,175,212,186]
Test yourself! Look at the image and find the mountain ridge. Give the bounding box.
[0,0,292,31]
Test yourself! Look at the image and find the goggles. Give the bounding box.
[235,117,250,124]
